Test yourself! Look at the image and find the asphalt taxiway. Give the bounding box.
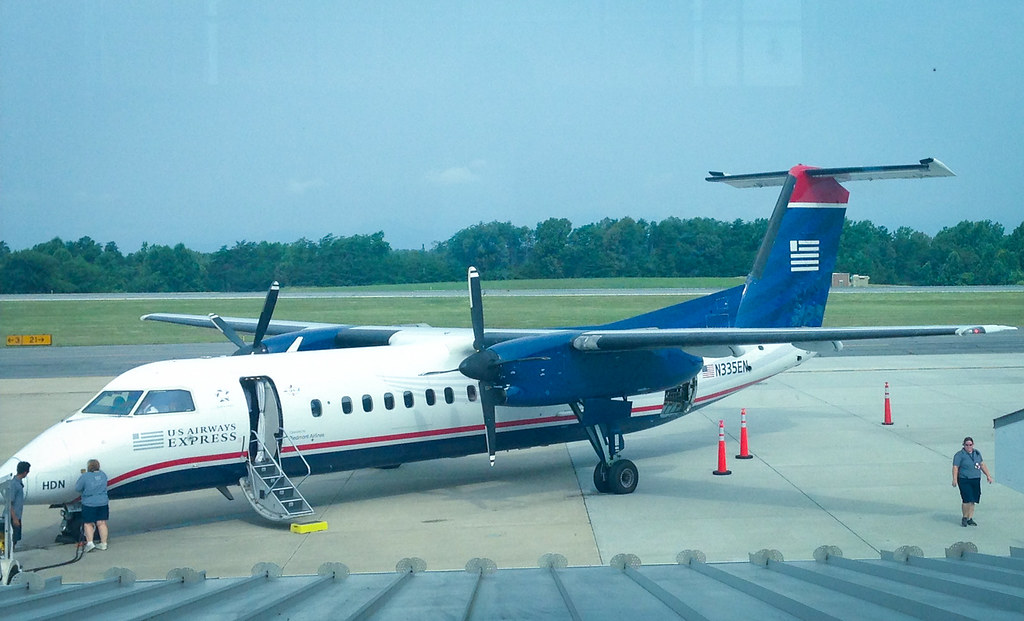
[2,346,1023,583]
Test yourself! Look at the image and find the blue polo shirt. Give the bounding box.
[10,475,25,518]
[953,448,983,480]
[75,470,109,507]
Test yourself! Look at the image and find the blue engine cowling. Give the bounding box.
[262,326,399,353]
[466,332,703,407]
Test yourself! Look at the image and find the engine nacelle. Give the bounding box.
[475,332,704,407]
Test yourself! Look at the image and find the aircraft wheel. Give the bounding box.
[608,459,638,495]
[56,508,83,544]
[593,463,611,493]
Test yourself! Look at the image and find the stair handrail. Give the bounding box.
[243,431,312,519]
[278,429,312,489]
[248,429,312,489]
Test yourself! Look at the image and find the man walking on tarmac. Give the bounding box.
[953,438,993,526]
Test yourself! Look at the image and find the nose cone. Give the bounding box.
[458,349,500,382]
[5,425,77,505]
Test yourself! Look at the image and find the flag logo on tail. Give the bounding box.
[790,240,820,272]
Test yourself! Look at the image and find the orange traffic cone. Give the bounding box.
[736,408,753,459]
[713,419,732,475]
[882,382,894,425]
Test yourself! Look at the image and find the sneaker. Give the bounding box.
[961,517,968,527]
[967,519,977,526]
[96,542,108,550]
[83,541,96,553]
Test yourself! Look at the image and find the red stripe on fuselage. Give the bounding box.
[107,407,668,489]
[632,404,663,414]
[109,451,243,487]
[694,374,778,404]
[282,413,581,453]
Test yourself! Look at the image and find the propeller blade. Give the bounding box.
[468,267,485,351]
[464,267,497,466]
[481,382,498,467]
[252,281,280,351]
[209,314,249,353]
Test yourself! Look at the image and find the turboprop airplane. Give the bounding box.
[3,158,1015,534]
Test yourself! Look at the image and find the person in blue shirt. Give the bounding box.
[8,461,30,550]
[75,459,110,552]
[952,436,993,527]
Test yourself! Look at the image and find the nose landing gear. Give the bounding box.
[55,505,84,544]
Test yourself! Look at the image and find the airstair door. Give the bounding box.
[237,376,313,521]
[241,377,283,465]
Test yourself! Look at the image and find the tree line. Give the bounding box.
[2,216,1023,294]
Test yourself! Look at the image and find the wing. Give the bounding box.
[141,313,336,336]
[141,312,556,350]
[571,325,1018,357]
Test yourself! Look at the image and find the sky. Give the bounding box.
[2,1,1023,253]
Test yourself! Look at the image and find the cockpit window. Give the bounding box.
[136,389,196,415]
[82,390,143,415]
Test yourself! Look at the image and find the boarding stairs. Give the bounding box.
[239,431,314,522]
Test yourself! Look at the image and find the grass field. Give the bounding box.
[2,286,1022,347]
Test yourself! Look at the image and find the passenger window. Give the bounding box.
[342,396,352,414]
[425,389,436,406]
[444,387,455,404]
[362,394,373,412]
[137,389,195,415]
[311,399,322,418]
[403,391,414,408]
[384,393,395,410]
[467,385,477,402]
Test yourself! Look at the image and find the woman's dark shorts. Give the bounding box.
[958,478,981,504]
[81,504,109,523]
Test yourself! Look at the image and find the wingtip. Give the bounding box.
[955,325,1018,335]
[921,157,955,177]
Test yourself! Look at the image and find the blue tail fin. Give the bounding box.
[733,165,848,327]
[591,159,953,332]
[707,158,954,328]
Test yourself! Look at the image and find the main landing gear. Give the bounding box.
[570,400,638,495]
[593,459,638,494]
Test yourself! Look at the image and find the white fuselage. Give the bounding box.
[3,330,812,507]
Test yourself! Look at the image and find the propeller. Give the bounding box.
[460,267,500,466]
[210,281,280,355]
[431,268,556,463]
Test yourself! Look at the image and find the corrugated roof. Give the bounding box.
[3,543,1023,620]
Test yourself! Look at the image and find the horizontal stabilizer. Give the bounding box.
[706,158,954,188]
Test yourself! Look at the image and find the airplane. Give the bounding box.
[3,158,1016,542]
